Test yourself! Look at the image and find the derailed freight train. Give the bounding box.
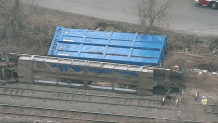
[0,27,185,95]
[0,52,184,96]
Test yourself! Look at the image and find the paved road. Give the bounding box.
[37,0,218,36]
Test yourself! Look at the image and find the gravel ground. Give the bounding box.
[0,83,218,122]
[0,88,165,108]
[0,95,163,118]
[0,114,81,123]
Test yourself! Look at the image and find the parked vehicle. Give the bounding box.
[194,0,218,9]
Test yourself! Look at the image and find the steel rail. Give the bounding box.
[0,87,174,110]
[0,87,211,114]
[0,111,115,123]
[0,93,166,110]
[0,86,162,101]
[0,104,177,122]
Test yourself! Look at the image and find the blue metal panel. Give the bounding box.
[58,43,81,51]
[131,49,159,58]
[48,26,167,66]
[85,38,110,44]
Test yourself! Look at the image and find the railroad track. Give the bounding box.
[0,86,175,110]
[0,85,210,113]
[0,104,177,122]
[0,84,212,122]
[1,84,214,113]
[0,104,113,123]
[0,85,161,101]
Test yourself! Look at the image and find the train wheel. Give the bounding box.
[164,84,170,90]
[6,63,17,83]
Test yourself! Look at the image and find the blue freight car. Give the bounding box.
[48,26,167,66]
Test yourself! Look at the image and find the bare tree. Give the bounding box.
[138,0,175,30]
[13,0,23,28]
[0,0,23,45]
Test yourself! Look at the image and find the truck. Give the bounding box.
[194,0,218,9]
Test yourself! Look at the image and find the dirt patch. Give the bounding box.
[185,71,218,95]
[164,52,218,72]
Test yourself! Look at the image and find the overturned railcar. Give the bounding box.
[15,54,184,95]
[48,26,167,66]
[0,52,184,96]
[46,26,183,95]
[0,27,184,95]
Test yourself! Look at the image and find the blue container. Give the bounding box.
[48,26,167,66]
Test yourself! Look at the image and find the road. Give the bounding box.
[36,0,218,36]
